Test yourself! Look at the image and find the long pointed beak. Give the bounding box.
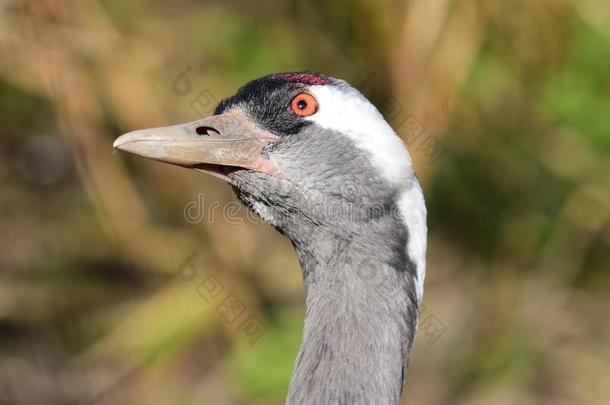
[113,108,279,182]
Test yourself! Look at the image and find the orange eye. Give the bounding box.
[290,92,318,116]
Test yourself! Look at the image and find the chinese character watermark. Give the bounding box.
[177,252,268,345]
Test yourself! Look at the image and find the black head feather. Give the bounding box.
[214,72,334,136]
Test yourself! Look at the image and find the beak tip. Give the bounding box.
[113,133,133,151]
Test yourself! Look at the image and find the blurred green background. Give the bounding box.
[1,0,609,404]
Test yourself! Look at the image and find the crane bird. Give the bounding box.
[113,72,427,404]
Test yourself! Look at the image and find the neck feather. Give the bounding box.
[285,218,419,405]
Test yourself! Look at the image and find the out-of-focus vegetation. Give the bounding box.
[1,1,609,404]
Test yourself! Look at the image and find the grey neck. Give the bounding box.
[285,218,419,405]
[230,159,421,404]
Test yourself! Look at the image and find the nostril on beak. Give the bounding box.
[195,126,220,136]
